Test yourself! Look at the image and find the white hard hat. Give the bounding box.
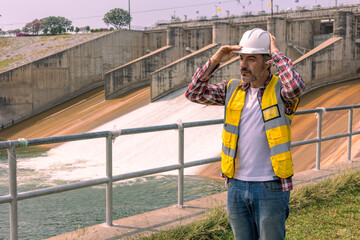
[234,28,271,54]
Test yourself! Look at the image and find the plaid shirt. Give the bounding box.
[185,51,305,191]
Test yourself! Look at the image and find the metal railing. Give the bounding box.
[0,105,359,240]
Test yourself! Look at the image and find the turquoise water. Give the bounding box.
[0,148,225,240]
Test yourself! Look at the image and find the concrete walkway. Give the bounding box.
[47,159,360,240]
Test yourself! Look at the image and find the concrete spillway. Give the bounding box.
[0,79,359,179]
[0,86,150,141]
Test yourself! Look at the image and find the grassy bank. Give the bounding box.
[0,33,107,72]
[142,169,360,240]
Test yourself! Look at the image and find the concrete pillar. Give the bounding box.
[345,12,355,71]
[167,26,185,46]
[346,12,355,39]
[167,26,185,58]
[267,17,287,54]
[334,11,347,37]
[267,17,286,40]
[333,11,354,72]
[212,22,231,45]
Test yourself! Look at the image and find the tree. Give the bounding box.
[23,19,45,35]
[7,29,21,35]
[40,16,72,35]
[103,8,131,29]
[21,26,30,33]
[50,26,66,35]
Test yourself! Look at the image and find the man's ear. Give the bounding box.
[265,61,272,70]
[263,55,273,70]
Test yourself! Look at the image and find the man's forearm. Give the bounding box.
[200,58,220,81]
[185,60,226,105]
[273,51,305,102]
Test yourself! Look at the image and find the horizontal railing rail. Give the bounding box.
[0,105,359,240]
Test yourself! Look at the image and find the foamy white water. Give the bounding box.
[18,88,225,183]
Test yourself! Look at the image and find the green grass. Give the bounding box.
[39,34,72,42]
[0,54,25,71]
[0,58,17,70]
[142,206,234,240]
[287,170,360,240]
[141,169,360,240]
[0,37,12,48]
[30,49,51,56]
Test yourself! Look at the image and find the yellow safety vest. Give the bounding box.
[221,75,299,179]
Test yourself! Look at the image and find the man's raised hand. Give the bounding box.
[211,45,242,64]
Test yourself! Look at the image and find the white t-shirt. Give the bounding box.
[233,87,276,181]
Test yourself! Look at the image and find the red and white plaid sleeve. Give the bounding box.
[281,178,293,191]
[273,51,305,114]
[273,51,303,191]
[185,59,227,106]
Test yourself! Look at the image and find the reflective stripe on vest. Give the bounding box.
[221,76,298,179]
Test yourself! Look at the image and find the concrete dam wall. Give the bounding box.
[0,29,167,128]
[1,5,359,129]
[104,26,213,100]
[149,7,360,99]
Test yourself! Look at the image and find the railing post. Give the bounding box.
[177,120,184,208]
[8,145,18,240]
[106,135,113,226]
[316,110,322,170]
[347,108,353,162]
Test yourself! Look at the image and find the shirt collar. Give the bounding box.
[239,72,273,91]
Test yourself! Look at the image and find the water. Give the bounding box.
[0,148,225,240]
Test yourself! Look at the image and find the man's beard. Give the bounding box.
[240,68,256,83]
[240,67,267,83]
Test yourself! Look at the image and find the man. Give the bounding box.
[185,28,305,240]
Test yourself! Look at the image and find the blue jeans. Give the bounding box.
[227,179,290,240]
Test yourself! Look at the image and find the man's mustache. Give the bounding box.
[241,68,251,74]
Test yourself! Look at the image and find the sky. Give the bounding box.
[0,0,359,31]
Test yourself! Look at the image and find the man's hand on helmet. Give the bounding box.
[269,33,280,55]
[211,45,242,64]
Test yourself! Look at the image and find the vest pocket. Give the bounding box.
[221,130,237,178]
[262,104,280,122]
[221,130,238,149]
[225,109,242,126]
[270,151,294,178]
[221,152,235,178]
[266,125,291,148]
[222,130,231,143]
